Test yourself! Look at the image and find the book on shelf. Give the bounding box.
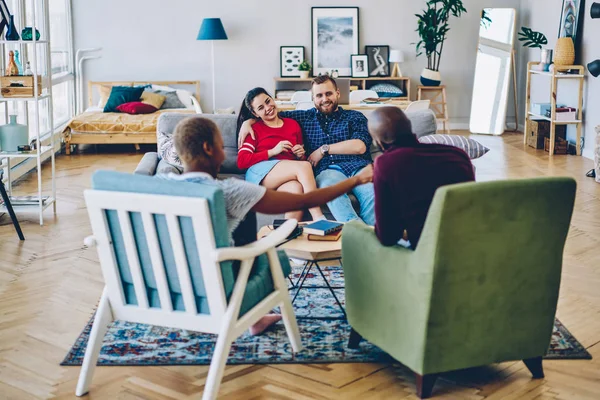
[302,220,343,236]
[307,230,342,242]
[8,195,49,205]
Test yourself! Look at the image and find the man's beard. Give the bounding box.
[316,99,338,114]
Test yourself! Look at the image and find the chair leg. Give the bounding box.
[0,180,24,240]
[75,289,113,396]
[348,327,362,349]
[523,356,544,379]
[203,327,235,400]
[415,373,438,399]
[279,293,303,352]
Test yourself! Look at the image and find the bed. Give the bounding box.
[62,80,201,154]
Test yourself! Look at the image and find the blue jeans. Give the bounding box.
[316,166,375,225]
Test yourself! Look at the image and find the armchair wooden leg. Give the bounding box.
[348,327,362,349]
[415,373,438,399]
[523,356,544,379]
[0,180,24,240]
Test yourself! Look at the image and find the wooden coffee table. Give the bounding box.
[258,225,345,319]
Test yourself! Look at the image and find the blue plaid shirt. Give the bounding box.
[280,107,372,176]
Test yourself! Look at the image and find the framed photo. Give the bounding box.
[312,7,359,77]
[365,45,390,77]
[558,0,583,45]
[351,54,369,78]
[280,46,305,77]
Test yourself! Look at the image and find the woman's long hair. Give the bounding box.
[236,87,273,142]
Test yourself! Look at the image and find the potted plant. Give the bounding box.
[298,60,311,79]
[415,0,467,86]
[518,27,550,70]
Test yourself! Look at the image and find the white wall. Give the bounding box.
[519,0,600,159]
[73,0,519,128]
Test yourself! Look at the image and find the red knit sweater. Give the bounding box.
[237,118,304,169]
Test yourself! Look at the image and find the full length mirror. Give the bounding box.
[469,8,517,135]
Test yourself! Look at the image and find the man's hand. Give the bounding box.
[237,119,257,148]
[354,164,373,185]
[307,148,324,167]
[292,144,305,159]
[269,141,293,158]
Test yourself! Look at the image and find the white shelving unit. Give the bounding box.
[524,61,585,156]
[0,0,55,225]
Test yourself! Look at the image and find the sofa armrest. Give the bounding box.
[134,152,159,176]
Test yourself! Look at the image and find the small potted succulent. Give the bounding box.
[298,60,311,79]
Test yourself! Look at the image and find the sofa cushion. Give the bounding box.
[419,134,490,159]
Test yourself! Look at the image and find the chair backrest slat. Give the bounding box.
[166,213,201,315]
[141,211,173,312]
[117,209,150,309]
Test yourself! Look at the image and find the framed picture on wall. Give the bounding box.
[558,0,583,45]
[280,46,305,77]
[312,7,359,77]
[365,45,390,77]
[351,54,369,78]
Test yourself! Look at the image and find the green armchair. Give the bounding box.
[341,177,576,398]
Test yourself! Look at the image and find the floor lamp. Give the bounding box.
[197,18,228,113]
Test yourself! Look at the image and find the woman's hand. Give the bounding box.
[268,141,293,158]
[307,148,324,167]
[238,119,257,148]
[292,144,305,159]
[354,164,374,185]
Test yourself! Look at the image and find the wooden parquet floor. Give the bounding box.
[1,135,599,399]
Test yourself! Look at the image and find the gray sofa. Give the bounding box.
[134,109,438,227]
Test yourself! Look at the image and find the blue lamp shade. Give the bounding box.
[197,18,228,40]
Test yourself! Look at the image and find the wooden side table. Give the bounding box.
[418,85,449,134]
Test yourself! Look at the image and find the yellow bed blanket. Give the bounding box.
[63,109,195,136]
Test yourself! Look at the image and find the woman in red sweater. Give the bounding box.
[237,87,324,221]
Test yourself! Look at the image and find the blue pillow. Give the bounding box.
[104,86,144,113]
[370,83,404,98]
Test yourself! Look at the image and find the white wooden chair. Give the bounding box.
[405,100,431,113]
[290,90,312,103]
[76,172,302,400]
[349,90,378,104]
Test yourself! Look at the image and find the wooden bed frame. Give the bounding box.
[63,80,201,154]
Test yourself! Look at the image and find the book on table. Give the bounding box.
[302,220,343,236]
[307,230,342,241]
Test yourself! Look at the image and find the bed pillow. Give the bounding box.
[418,134,490,159]
[152,89,187,109]
[116,102,158,115]
[141,91,166,109]
[151,84,195,109]
[369,83,405,98]
[103,86,144,113]
[97,84,133,108]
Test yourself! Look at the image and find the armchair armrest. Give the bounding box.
[134,152,159,175]
[213,219,297,262]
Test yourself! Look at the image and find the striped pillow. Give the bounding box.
[418,134,489,159]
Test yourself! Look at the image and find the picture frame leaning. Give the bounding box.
[351,54,369,78]
[311,7,359,77]
[365,45,390,77]
[280,46,305,78]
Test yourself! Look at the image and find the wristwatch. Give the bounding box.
[320,144,330,156]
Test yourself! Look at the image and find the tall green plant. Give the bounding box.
[415,0,467,71]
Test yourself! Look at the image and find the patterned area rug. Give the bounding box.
[61,265,591,366]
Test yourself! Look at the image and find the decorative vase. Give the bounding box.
[7,51,19,76]
[299,71,309,79]
[21,27,41,41]
[0,115,29,152]
[6,15,20,41]
[554,37,575,67]
[14,50,23,75]
[540,48,553,71]
[420,68,441,86]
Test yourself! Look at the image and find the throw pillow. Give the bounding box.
[116,102,158,115]
[418,134,490,159]
[152,90,187,109]
[369,83,404,98]
[151,84,195,109]
[97,84,134,108]
[103,86,144,113]
[141,91,166,109]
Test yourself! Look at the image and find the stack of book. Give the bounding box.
[303,220,344,242]
[8,195,49,205]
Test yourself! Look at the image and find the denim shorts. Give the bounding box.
[245,160,281,185]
